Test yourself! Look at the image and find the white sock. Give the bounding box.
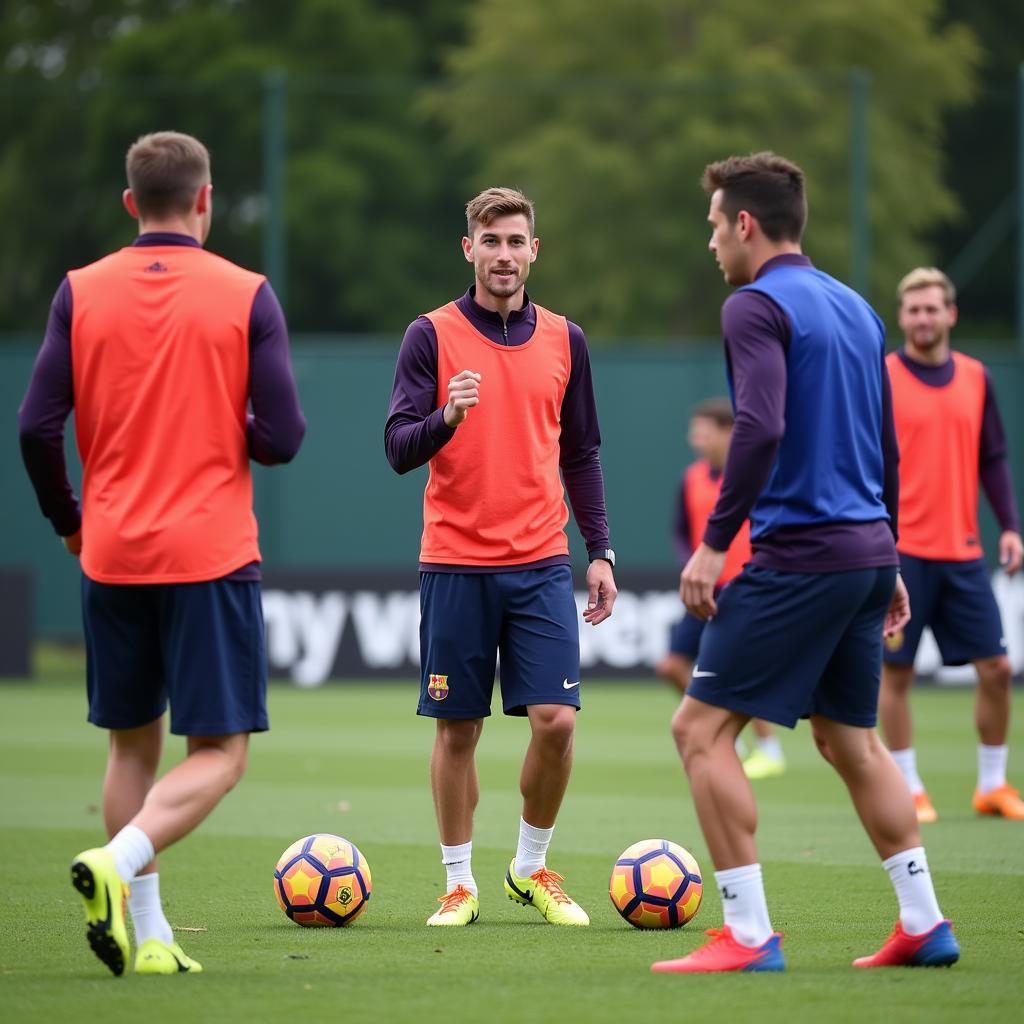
[977,744,1008,794]
[757,735,784,763]
[128,872,174,945]
[889,747,925,796]
[883,847,943,935]
[441,842,476,897]
[106,824,155,880]
[514,818,554,878]
[715,863,773,948]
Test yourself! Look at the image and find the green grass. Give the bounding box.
[1,679,1022,1023]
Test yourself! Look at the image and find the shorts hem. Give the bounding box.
[503,697,581,717]
[686,689,799,730]
[168,720,268,736]
[89,710,166,731]
[417,705,492,720]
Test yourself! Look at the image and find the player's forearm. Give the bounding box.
[980,457,1021,534]
[19,431,81,536]
[384,407,454,474]
[561,451,610,550]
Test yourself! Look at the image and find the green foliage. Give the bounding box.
[434,0,979,334]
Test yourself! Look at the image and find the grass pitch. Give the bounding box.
[1,677,1022,1023]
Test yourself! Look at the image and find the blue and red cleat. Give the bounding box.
[853,920,960,968]
[651,925,785,973]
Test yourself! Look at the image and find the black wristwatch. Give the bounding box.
[588,547,616,568]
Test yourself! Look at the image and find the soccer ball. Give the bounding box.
[609,839,703,929]
[274,833,372,926]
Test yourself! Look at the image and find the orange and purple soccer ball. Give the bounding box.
[274,833,372,926]
[609,839,703,929]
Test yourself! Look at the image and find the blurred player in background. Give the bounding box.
[653,152,958,974]
[658,398,785,779]
[881,268,1023,822]
[18,131,305,976]
[385,187,616,928]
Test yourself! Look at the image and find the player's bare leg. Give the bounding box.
[503,704,589,925]
[809,717,919,858]
[520,704,575,827]
[425,719,483,924]
[879,663,915,751]
[656,653,693,696]
[671,696,755,867]
[878,663,935,820]
[974,655,1011,745]
[130,733,249,850]
[104,719,164,873]
[810,716,957,965]
[430,718,483,844]
[971,655,1024,817]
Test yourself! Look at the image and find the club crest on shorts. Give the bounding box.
[885,630,904,652]
[428,674,449,701]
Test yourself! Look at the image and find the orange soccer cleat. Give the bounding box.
[913,791,938,823]
[972,783,1024,820]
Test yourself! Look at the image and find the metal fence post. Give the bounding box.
[849,68,870,299]
[263,69,287,312]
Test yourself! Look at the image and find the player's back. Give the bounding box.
[738,264,887,537]
[68,244,265,583]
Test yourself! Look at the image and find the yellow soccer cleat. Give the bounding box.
[135,938,204,974]
[70,848,130,977]
[427,885,479,926]
[742,749,786,780]
[504,862,589,926]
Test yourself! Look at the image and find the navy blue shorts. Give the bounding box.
[418,566,581,719]
[688,564,897,729]
[668,613,706,659]
[883,554,1006,666]
[82,574,268,736]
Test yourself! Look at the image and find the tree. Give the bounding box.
[431,0,978,336]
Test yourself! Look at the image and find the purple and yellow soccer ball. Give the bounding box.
[274,833,372,927]
[609,839,703,929]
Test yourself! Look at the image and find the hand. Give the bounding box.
[62,530,82,557]
[999,530,1023,576]
[680,543,725,621]
[583,559,617,625]
[443,369,481,427]
[883,573,911,638]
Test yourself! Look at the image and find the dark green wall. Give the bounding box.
[5,342,1023,639]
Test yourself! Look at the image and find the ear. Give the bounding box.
[461,236,474,263]
[196,183,212,215]
[123,189,140,220]
[529,236,539,263]
[736,210,754,241]
[947,303,959,329]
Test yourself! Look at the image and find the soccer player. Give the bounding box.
[18,132,305,976]
[881,268,1023,823]
[652,153,959,974]
[658,399,785,779]
[385,187,617,928]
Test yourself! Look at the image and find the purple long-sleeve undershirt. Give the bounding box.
[18,233,305,559]
[673,474,693,566]
[703,254,899,573]
[384,288,611,558]
[893,351,1020,534]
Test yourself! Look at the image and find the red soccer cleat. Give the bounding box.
[972,783,1024,820]
[853,920,959,968]
[651,925,785,973]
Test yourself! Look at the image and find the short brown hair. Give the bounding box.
[897,267,956,306]
[126,131,210,218]
[691,397,734,430]
[701,152,807,242]
[465,187,535,237]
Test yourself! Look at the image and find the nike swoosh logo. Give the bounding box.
[562,679,581,689]
[692,669,717,678]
